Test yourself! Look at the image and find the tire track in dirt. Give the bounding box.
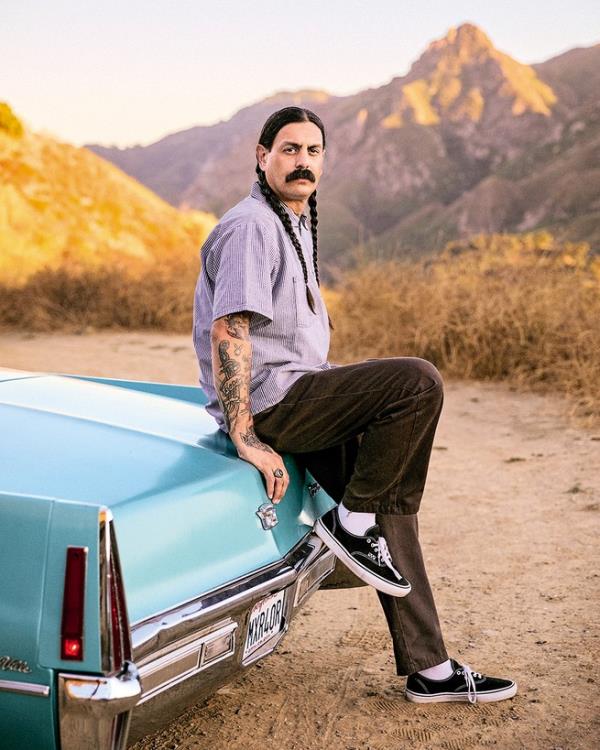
[265,601,368,748]
[366,695,525,749]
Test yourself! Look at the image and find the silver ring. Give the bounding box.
[273,468,284,478]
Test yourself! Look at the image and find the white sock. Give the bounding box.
[337,501,376,536]
[418,659,454,680]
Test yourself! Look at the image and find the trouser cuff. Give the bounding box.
[394,648,450,677]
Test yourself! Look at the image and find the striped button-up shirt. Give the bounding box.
[193,180,334,434]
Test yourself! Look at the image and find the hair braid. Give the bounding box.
[255,165,316,314]
[308,191,320,288]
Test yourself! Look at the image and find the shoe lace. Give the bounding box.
[456,663,483,704]
[367,535,404,580]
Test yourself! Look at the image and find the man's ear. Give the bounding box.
[256,144,268,170]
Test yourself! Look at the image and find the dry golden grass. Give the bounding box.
[0,260,199,332]
[328,233,600,423]
[1,231,598,422]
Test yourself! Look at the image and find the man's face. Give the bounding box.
[256,121,325,205]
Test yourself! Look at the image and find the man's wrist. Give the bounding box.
[231,422,271,451]
[229,418,255,442]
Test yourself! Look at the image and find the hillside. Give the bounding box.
[0,105,216,285]
[88,24,600,276]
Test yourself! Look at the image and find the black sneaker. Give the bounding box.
[405,658,517,703]
[314,506,411,597]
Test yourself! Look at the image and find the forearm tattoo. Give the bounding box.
[213,312,266,442]
[240,427,275,453]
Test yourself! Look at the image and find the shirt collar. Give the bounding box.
[250,180,309,229]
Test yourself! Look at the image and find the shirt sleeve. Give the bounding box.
[205,222,278,325]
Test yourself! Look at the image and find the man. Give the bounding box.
[193,106,517,703]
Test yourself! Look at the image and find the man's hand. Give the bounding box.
[210,311,289,503]
[234,425,289,504]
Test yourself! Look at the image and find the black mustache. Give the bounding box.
[286,169,315,182]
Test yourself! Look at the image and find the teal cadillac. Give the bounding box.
[0,368,341,749]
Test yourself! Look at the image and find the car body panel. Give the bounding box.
[0,668,57,750]
[0,494,57,748]
[0,370,338,749]
[64,374,210,407]
[0,374,335,624]
[0,494,51,674]
[0,368,38,383]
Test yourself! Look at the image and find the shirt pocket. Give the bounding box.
[292,275,312,328]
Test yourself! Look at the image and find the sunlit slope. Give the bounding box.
[0,107,216,285]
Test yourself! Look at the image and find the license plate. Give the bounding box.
[243,589,285,659]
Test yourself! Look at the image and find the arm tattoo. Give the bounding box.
[239,426,275,453]
[224,313,251,340]
[217,340,242,430]
[213,312,254,434]
[218,340,240,380]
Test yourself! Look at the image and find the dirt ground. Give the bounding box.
[2,331,599,750]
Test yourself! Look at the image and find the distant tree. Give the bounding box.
[0,102,24,137]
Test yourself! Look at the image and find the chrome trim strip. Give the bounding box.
[99,507,133,674]
[109,520,133,663]
[131,535,328,663]
[131,532,317,629]
[0,679,50,697]
[98,506,112,673]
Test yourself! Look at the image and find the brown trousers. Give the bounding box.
[253,357,448,674]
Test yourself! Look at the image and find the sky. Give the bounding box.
[2,0,599,148]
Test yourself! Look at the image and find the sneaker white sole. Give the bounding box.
[315,517,411,598]
[405,682,517,703]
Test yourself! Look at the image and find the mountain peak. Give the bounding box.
[444,22,494,54]
[421,22,495,65]
[384,22,556,126]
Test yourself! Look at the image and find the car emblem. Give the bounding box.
[0,655,32,674]
[256,502,278,530]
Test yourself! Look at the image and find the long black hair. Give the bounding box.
[256,106,333,330]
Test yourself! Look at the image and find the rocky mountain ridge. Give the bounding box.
[82,24,600,274]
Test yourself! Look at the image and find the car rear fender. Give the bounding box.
[0,493,56,749]
[40,503,141,750]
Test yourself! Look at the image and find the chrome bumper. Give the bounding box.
[57,533,334,750]
[57,661,141,750]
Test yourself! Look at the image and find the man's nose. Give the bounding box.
[295,147,310,167]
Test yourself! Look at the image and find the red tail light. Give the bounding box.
[61,547,87,660]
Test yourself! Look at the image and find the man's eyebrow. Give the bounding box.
[280,141,323,148]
